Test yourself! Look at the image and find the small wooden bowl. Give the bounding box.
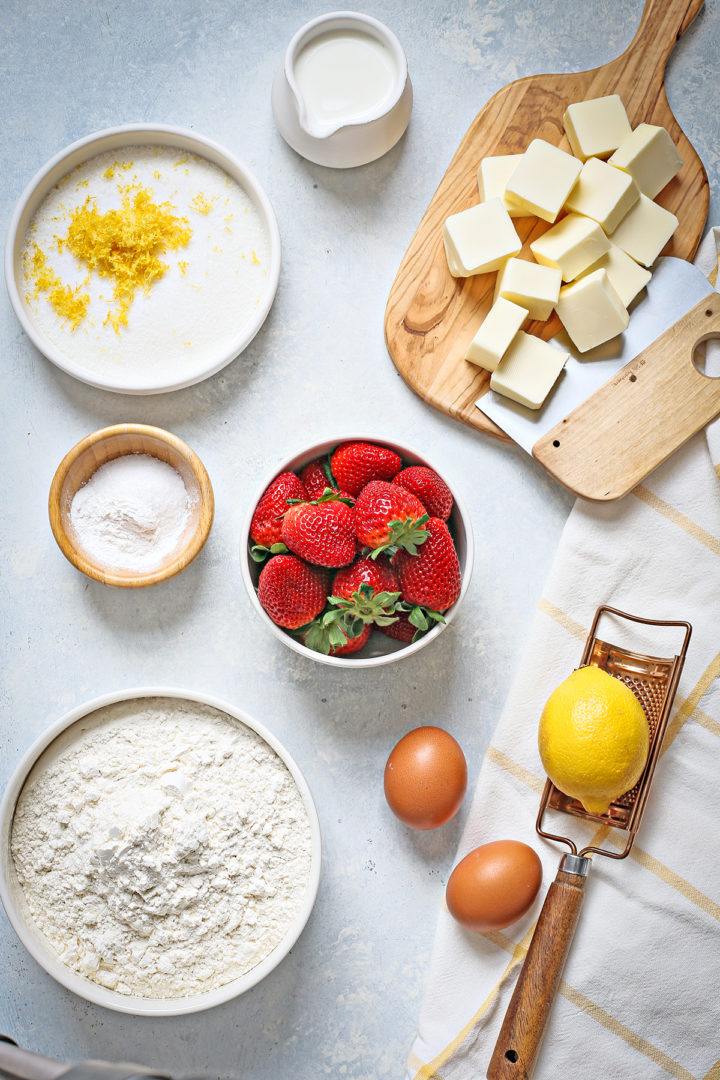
[49,424,214,588]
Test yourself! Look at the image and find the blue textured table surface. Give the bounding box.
[1,1,718,1077]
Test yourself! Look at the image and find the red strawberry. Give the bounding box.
[257,555,329,629]
[250,472,307,547]
[281,498,356,567]
[393,518,462,611]
[330,442,401,497]
[378,603,446,643]
[332,555,399,602]
[299,458,331,498]
[329,623,373,656]
[378,613,416,643]
[354,481,428,555]
[393,466,453,521]
[299,458,355,502]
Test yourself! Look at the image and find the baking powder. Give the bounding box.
[11,698,314,998]
[70,453,193,573]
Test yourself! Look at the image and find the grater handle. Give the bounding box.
[487,854,590,1080]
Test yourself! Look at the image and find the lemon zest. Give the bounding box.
[191,193,214,214]
[59,183,192,333]
[24,245,90,330]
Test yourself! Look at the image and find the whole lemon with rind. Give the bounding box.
[538,666,650,815]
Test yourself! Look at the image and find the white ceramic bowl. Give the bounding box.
[271,11,413,168]
[5,124,281,394]
[240,435,474,668]
[0,688,321,1016]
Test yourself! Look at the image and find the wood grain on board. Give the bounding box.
[385,0,710,444]
[534,291,720,501]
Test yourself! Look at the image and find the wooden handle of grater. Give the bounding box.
[487,857,589,1080]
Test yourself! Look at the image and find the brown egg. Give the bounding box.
[384,726,467,830]
[446,840,542,933]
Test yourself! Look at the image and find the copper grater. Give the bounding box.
[487,605,692,1080]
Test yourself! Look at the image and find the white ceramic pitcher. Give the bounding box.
[271,11,413,168]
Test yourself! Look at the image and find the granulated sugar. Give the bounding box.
[21,144,270,387]
[11,697,314,999]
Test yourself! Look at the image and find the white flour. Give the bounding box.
[70,453,194,573]
[21,144,270,388]
[11,698,314,998]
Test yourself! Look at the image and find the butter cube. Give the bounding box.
[610,193,678,267]
[443,198,522,277]
[563,95,632,161]
[490,331,569,410]
[564,157,639,234]
[504,140,582,223]
[530,213,611,282]
[465,297,529,372]
[608,123,683,199]
[477,155,534,218]
[555,268,629,353]
[577,241,651,308]
[494,257,561,320]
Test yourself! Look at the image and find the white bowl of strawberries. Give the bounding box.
[240,436,473,667]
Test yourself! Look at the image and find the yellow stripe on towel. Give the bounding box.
[410,927,534,1080]
[412,924,695,1080]
[662,650,720,754]
[632,486,720,556]
[485,744,545,796]
[537,596,587,640]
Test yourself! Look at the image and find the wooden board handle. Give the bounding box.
[619,0,704,89]
[533,292,720,501]
[487,858,590,1080]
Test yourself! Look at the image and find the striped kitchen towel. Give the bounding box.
[406,227,720,1080]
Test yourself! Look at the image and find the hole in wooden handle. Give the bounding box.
[692,333,720,379]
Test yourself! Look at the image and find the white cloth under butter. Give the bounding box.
[406,228,720,1080]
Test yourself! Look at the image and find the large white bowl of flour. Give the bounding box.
[5,125,281,394]
[0,689,321,1016]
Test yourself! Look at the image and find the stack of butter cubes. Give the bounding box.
[442,95,683,410]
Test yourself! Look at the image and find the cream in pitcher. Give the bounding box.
[272,12,413,168]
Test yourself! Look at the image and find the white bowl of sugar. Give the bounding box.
[5,124,281,394]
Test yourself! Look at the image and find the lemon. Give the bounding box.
[538,666,649,815]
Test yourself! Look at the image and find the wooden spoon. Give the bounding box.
[384,0,709,443]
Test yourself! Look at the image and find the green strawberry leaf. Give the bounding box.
[303,619,349,655]
[316,488,354,506]
[323,457,338,488]
[369,514,430,559]
[287,489,354,508]
[396,601,447,637]
[327,586,401,626]
[249,542,288,563]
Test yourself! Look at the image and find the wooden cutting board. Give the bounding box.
[384,0,710,443]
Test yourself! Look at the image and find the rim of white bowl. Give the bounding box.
[5,124,282,395]
[0,687,321,1016]
[240,434,475,668]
